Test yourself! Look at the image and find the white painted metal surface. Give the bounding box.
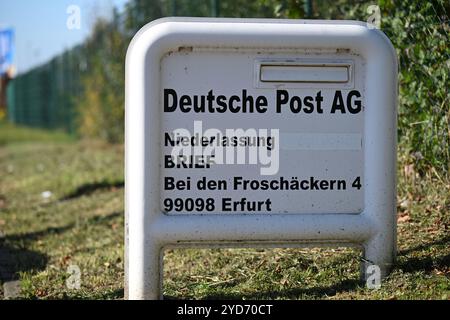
[125,18,398,300]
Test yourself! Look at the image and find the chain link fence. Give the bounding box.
[6,45,85,133]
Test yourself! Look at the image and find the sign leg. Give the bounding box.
[362,233,396,285]
[128,243,162,300]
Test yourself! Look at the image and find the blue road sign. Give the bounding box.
[0,28,14,75]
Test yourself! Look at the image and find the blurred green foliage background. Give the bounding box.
[5,0,449,177]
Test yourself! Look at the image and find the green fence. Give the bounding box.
[6,45,85,133]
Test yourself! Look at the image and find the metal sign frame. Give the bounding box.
[125,18,397,300]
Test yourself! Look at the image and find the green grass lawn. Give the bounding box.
[0,123,448,299]
[0,121,74,146]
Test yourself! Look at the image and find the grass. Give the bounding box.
[0,123,448,300]
[0,121,74,146]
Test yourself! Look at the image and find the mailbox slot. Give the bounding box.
[260,64,349,83]
[255,60,354,89]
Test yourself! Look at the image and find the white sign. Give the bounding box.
[125,18,398,300]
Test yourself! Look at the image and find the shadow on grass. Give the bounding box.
[60,180,124,201]
[396,234,450,274]
[0,211,122,285]
[4,224,74,243]
[4,212,121,243]
[396,254,450,273]
[164,234,450,300]
[0,244,48,283]
[398,234,450,256]
[100,288,124,300]
[164,278,361,300]
[1,223,73,284]
[1,223,76,284]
